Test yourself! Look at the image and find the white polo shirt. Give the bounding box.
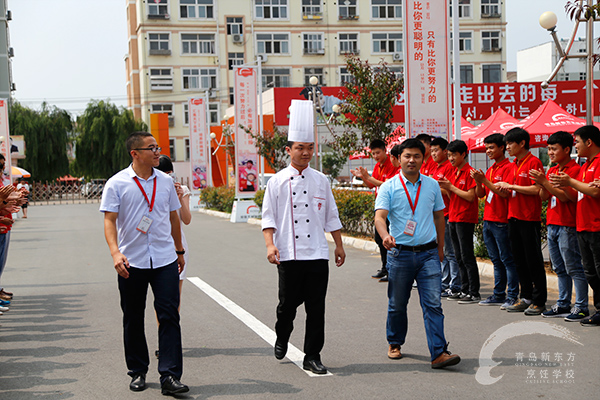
[100,165,181,269]
[261,165,342,261]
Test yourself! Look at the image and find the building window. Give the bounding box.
[256,33,290,54]
[262,68,291,88]
[481,0,500,17]
[371,0,401,19]
[389,66,403,80]
[255,0,288,20]
[151,103,174,126]
[229,87,234,104]
[227,17,243,35]
[339,33,359,54]
[579,72,587,80]
[180,0,214,19]
[148,0,169,18]
[339,0,358,19]
[148,33,171,55]
[181,33,216,54]
[302,0,322,19]
[460,65,473,84]
[149,68,173,90]
[169,138,177,161]
[303,33,324,55]
[209,103,219,125]
[228,53,244,70]
[450,0,471,18]
[340,67,354,84]
[482,64,501,83]
[459,32,472,52]
[182,68,217,90]
[183,103,189,126]
[185,138,190,161]
[304,68,324,86]
[482,31,501,52]
[372,32,402,54]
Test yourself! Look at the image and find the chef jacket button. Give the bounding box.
[306,219,309,223]
[295,235,299,239]
[304,191,307,194]
[302,175,305,179]
[293,192,296,195]
[307,234,310,238]
[294,205,297,208]
[295,220,298,223]
[291,177,294,180]
[305,204,308,207]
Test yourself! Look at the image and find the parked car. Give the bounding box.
[81,179,105,198]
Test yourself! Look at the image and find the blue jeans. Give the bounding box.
[0,232,9,289]
[483,221,519,300]
[386,247,447,361]
[441,217,460,292]
[547,225,588,309]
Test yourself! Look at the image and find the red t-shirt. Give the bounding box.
[448,163,479,223]
[0,182,10,233]
[546,159,580,228]
[421,156,437,177]
[507,152,543,221]
[372,156,399,195]
[576,155,600,232]
[432,160,453,217]
[483,158,512,223]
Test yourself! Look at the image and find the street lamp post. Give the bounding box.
[308,75,320,170]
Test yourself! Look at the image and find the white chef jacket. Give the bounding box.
[261,165,342,261]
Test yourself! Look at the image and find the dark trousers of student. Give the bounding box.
[577,231,600,310]
[449,222,480,297]
[374,218,391,272]
[276,259,329,362]
[508,218,547,306]
[118,260,182,384]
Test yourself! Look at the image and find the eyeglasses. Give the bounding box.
[134,147,162,154]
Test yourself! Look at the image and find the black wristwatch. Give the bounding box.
[176,249,185,255]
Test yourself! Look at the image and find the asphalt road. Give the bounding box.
[0,203,598,399]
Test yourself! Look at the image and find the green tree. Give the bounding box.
[321,151,346,179]
[330,55,404,156]
[242,123,289,171]
[9,101,72,181]
[73,100,147,179]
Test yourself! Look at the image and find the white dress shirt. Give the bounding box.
[100,165,181,269]
[261,165,342,261]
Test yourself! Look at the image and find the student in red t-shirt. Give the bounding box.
[550,125,600,326]
[438,140,480,304]
[430,137,461,297]
[351,139,400,282]
[471,133,519,309]
[530,131,588,322]
[496,128,546,316]
[417,134,437,177]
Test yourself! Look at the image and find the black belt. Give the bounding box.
[395,241,437,253]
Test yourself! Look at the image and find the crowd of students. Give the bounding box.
[358,125,600,327]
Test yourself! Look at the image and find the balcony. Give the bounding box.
[149,49,172,56]
[481,46,502,53]
[481,12,501,18]
[339,15,359,20]
[340,49,360,56]
[147,13,170,20]
[302,11,323,20]
[303,48,325,55]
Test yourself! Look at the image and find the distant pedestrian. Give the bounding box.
[16,179,30,219]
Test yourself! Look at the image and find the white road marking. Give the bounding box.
[187,276,332,377]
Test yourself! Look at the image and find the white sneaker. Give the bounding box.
[0,305,8,312]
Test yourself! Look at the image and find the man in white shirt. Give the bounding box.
[262,100,345,375]
[100,131,189,395]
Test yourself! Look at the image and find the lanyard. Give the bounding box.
[515,152,532,176]
[583,157,598,181]
[133,177,157,212]
[400,175,422,215]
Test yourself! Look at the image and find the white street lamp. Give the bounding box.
[539,11,558,31]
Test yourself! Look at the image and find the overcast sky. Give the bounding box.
[8,0,592,116]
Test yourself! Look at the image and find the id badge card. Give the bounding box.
[136,215,153,234]
[512,190,517,198]
[578,191,584,202]
[486,191,494,203]
[404,219,417,236]
[550,196,557,209]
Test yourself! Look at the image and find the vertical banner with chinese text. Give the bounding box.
[0,99,12,186]
[188,97,209,191]
[234,67,259,198]
[403,0,451,140]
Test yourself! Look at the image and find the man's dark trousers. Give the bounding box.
[374,218,391,272]
[118,260,182,384]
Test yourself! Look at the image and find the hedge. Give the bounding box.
[200,186,236,213]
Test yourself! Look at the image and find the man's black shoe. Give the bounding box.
[379,275,389,283]
[129,373,147,392]
[274,340,288,360]
[372,269,387,279]
[161,376,189,396]
[303,359,328,374]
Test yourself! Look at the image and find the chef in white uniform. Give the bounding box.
[262,99,346,375]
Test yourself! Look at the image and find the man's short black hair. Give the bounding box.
[246,160,254,165]
[369,139,386,151]
[127,131,154,154]
[547,131,574,153]
[430,137,448,150]
[0,154,4,161]
[447,140,468,155]
[392,138,425,158]
[483,133,506,151]
[505,127,530,149]
[156,154,174,173]
[415,134,432,145]
[574,125,600,147]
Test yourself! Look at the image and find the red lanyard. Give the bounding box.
[133,177,157,212]
[400,175,422,215]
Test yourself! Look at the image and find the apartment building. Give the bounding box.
[124,0,507,162]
